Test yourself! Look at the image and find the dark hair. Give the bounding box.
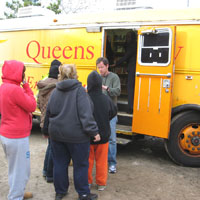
[96,57,109,66]
[48,59,61,79]
[22,65,26,82]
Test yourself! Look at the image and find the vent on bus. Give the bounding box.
[17,6,54,18]
[116,0,152,10]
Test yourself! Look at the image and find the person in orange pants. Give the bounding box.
[87,71,117,191]
[88,143,109,188]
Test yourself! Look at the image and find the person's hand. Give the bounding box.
[22,77,27,85]
[102,85,109,91]
[43,135,49,139]
[93,134,101,142]
[21,77,27,87]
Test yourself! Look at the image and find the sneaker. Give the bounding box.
[43,170,47,177]
[55,193,67,200]
[97,185,106,191]
[23,192,33,199]
[78,193,98,200]
[109,165,116,173]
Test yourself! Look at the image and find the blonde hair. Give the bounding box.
[58,64,78,81]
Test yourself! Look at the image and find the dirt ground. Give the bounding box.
[0,120,200,200]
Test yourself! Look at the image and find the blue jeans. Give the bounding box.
[108,116,117,167]
[51,140,90,196]
[43,139,53,178]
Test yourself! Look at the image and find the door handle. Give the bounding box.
[136,72,171,78]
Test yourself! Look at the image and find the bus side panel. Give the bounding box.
[173,25,200,108]
[0,28,102,94]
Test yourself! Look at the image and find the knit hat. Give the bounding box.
[48,59,61,79]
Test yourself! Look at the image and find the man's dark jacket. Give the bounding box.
[87,71,117,144]
[43,79,98,143]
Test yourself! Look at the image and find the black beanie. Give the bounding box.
[48,59,61,79]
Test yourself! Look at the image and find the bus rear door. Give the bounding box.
[132,26,176,138]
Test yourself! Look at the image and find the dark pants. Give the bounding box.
[43,139,53,177]
[51,140,90,196]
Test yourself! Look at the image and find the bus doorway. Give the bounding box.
[104,28,138,136]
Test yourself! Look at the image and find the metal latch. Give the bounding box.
[163,79,170,88]
[185,75,193,80]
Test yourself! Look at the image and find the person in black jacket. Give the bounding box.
[111,31,137,114]
[87,70,117,191]
[43,64,100,200]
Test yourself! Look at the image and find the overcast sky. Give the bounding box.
[1,0,200,18]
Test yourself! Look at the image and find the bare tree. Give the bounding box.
[60,0,99,14]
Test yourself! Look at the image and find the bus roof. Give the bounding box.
[1,8,200,31]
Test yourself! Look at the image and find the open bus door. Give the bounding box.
[132,26,176,138]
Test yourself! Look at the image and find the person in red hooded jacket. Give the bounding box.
[0,60,36,200]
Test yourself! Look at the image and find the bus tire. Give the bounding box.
[164,110,200,167]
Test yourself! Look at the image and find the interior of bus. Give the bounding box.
[104,28,138,133]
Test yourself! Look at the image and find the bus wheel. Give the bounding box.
[164,111,200,167]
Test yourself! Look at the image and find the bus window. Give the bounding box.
[138,28,172,66]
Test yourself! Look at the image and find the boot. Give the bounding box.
[23,192,33,199]
[55,193,67,200]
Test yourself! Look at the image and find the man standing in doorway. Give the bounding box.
[96,57,121,173]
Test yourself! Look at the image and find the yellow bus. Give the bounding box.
[1,7,200,167]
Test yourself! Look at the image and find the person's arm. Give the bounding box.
[107,74,121,97]
[14,82,36,113]
[77,87,100,139]
[107,96,118,120]
[114,43,136,67]
[42,101,50,136]
[115,51,132,66]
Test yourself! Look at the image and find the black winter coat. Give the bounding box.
[43,79,99,143]
[87,71,117,144]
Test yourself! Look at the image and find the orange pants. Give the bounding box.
[88,142,109,186]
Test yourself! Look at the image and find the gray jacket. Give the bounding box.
[43,79,98,143]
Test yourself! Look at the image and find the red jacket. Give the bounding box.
[0,60,36,138]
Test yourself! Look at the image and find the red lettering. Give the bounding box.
[86,46,94,60]
[26,76,38,89]
[26,40,96,63]
[52,46,61,59]
[42,46,51,59]
[63,46,72,59]
[74,46,84,59]
[27,76,34,89]
[33,81,38,89]
[26,40,41,64]
[175,46,184,60]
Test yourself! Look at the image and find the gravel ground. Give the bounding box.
[0,120,199,200]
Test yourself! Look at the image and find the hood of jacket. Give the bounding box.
[87,70,102,93]
[37,78,58,96]
[2,60,24,84]
[56,79,82,91]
